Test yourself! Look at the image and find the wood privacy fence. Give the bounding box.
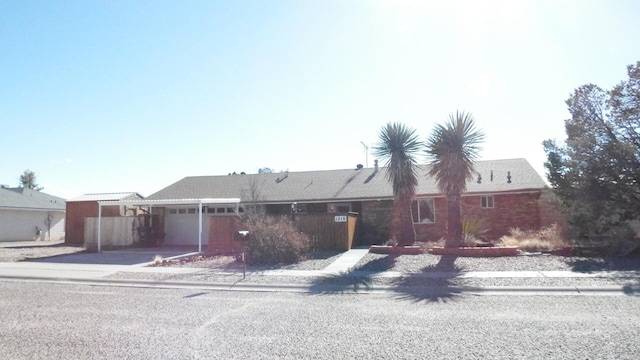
[84,216,139,250]
[294,213,358,251]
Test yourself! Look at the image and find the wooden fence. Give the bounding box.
[84,216,139,250]
[294,213,357,251]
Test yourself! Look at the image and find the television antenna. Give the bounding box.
[360,141,369,168]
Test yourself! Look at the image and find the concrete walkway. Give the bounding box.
[322,246,370,273]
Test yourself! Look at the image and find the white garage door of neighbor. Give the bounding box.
[165,211,209,246]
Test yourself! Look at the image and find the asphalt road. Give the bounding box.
[1,281,639,359]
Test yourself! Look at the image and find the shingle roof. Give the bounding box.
[147,158,547,204]
[68,192,143,202]
[0,187,66,211]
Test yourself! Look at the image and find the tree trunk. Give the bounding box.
[445,194,462,248]
[392,196,415,246]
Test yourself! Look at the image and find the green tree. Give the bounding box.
[373,122,422,246]
[543,61,640,240]
[19,170,43,191]
[425,111,484,248]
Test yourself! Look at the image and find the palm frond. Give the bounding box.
[373,122,421,198]
[425,111,485,195]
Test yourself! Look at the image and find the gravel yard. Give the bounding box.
[0,240,86,262]
[155,249,640,274]
[152,250,344,271]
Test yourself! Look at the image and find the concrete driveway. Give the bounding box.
[32,247,200,266]
[0,240,198,266]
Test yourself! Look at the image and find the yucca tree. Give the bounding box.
[374,122,421,246]
[425,111,484,248]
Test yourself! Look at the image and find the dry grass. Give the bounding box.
[500,223,568,252]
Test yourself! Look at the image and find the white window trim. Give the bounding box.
[481,195,494,209]
[412,198,435,224]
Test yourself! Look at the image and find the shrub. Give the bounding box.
[572,223,639,256]
[500,223,567,252]
[461,216,489,245]
[241,214,310,265]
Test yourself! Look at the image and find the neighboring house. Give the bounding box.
[65,192,143,244]
[0,186,66,242]
[144,158,550,251]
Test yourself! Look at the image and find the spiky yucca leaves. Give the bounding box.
[426,112,484,247]
[374,122,422,246]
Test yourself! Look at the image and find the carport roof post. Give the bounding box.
[96,198,241,253]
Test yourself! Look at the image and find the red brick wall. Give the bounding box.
[65,202,121,244]
[413,192,542,242]
[414,197,447,242]
[462,192,541,240]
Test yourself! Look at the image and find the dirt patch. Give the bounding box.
[0,241,86,262]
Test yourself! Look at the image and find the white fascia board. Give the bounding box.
[0,206,65,212]
[98,198,242,206]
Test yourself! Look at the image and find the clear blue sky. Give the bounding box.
[2,0,639,199]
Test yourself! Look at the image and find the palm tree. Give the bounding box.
[373,122,422,246]
[425,111,484,248]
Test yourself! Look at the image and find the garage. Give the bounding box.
[96,198,241,252]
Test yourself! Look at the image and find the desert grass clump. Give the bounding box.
[500,223,567,252]
[153,254,163,265]
[461,216,490,246]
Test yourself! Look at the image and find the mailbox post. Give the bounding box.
[237,230,249,279]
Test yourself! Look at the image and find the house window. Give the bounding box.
[481,196,494,208]
[328,203,351,213]
[293,203,307,214]
[411,198,435,224]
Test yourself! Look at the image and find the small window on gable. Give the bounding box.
[481,196,494,209]
[411,198,435,224]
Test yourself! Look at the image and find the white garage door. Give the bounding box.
[165,208,209,246]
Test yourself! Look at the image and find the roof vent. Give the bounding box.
[356,164,363,170]
[276,171,289,183]
[507,171,512,183]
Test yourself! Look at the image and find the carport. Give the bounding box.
[96,198,241,253]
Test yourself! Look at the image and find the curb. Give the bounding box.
[1,275,639,296]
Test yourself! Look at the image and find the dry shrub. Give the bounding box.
[241,215,310,265]
[500,223,567,252]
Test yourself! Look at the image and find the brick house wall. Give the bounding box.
[65,202,122,244]
[413,192,543,242]
[462,192,541,240]
[414,197,448,242]
[360,200,393,245]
